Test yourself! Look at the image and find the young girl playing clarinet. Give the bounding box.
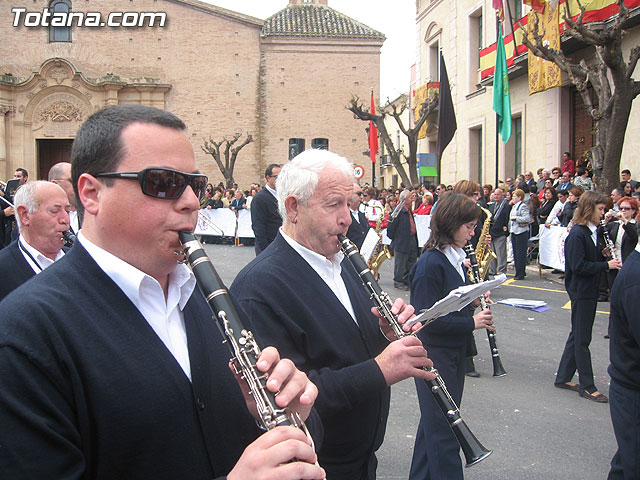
[408,192,494,480]
[555,190,621,402]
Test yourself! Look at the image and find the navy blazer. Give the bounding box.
[230,233,390,473]
[608,249,640,390]
[489,200,511,238]
[346,210,371,249]
[250,188,281,251]
[0,239,36,301]
[386,208,416,253]
[564,224,609,300]
[410,249,475,349]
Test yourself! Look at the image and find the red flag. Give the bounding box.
[368,91,378,163]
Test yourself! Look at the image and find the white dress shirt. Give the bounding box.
[18,235,65,273]
[78,232,196,380]
[280,228,357,324]
[440,244,468,282]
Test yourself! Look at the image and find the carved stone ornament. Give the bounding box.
[50,67,71,85]
[40,101,83,122]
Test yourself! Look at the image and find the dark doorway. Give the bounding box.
[37,139,73,180]
[571,88,595,162]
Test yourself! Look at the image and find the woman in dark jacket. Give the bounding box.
[559,186,584,227]
[538,187,557,224]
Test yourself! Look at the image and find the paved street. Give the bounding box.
[203,241,616,480]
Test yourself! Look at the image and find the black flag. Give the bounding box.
[436,54,457,159]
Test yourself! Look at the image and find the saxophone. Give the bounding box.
[368,210,391,280]
[468,205,497,282]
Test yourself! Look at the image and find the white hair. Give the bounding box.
[14,180,51,231]
[398,190,411,203]
[276,149,353,222]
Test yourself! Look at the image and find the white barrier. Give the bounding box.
[538,225,568,271]
[195,209,238,237]
[381,214,432,247]
[236,210,255,238]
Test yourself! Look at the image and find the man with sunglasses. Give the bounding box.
[251,163,282,256]
[346,183,371,249]
[0,105,324,480]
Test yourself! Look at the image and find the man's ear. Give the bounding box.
[284,195,299,224]
[77,173,102,216]
[16,205,30,228]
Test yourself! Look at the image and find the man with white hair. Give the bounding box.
[48,161,79,234]
[0,181,70,301]
[230,149,434,480]
[387,189,419,290]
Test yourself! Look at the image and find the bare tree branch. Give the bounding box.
[202,133,254,188]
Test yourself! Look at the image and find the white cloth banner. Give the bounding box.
[236,209,255,238]
[380,214,432,247]
[195,209,237,237]
[538,225,569,271]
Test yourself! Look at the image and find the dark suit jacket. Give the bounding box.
[346,210,370,249]
[230,233,390,476]
[1,241,321,479]
[605,221,638,263]
[557,182,575,193]
[229,197,246,211]
[0,240,36,301]
[489,200,511,238]
[608,249,640,390]
[250,188,282,252]
[564,224,609,300]
[386,208,416,254]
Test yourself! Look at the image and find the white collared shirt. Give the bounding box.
[440,244,467,282]
[69,210,80,234]
[18,235,65,273]
[588,223,598,246]
[280,228,357,324]
[78,232,196,380]
[350,209,361,224]
[265,184,278,199]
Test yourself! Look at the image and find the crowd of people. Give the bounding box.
[0,105,638,479]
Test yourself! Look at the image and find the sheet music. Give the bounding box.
[405,274,507,328]
[360,229,380,263]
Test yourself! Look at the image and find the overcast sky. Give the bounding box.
[205,0,416,102]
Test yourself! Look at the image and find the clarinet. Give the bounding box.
[62,230,76,248]
[600,219,617,260]
[178,231,315,439]
[464,242,507,377]
[338,234,492,467]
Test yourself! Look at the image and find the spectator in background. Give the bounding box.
[537,168,550,192]
[251,163,282,256]
[561,152,576,177]
[524,171,536,191]
[560,187,584,227]
[482,184,493,206]
[489,187,511,276]
[205,190,224,209]
[620,181,633,197]
[229,190,247,213]
[574,167,594,191]
[360,186,384,223]
[529,191,541,237]
[620,169,638,190]
[505,177,515,192]
[510,188,530,280]
[414,193,433,215]
[539,178,554,201]
[552,167,562,187]
[387,190,418,290]
[611,188,624,213]
[546,190,569,227]
[538,187,558,225]
[557,171,575,193]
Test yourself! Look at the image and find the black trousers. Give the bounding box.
[556,298,598,392]
[393,236,418,286]
[410,345,465,480]
[511,231,529,278]
[608,379,640,479]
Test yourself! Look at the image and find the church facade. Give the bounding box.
[0,0,384,186]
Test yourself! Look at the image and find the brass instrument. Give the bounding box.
[368,211,391,280]
[339,234,492,467]
[465,239,507,378]
[471,205,497,280]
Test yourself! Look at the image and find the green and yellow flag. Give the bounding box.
[492,23,512,143]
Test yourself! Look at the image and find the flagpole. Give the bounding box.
[495,15,500,188]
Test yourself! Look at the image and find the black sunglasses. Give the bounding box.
[96,167,208,201]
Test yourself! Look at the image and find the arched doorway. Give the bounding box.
[37,139,73,180]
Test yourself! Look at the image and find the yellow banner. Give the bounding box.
[527,5,562,94]
[413,83,438,140]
